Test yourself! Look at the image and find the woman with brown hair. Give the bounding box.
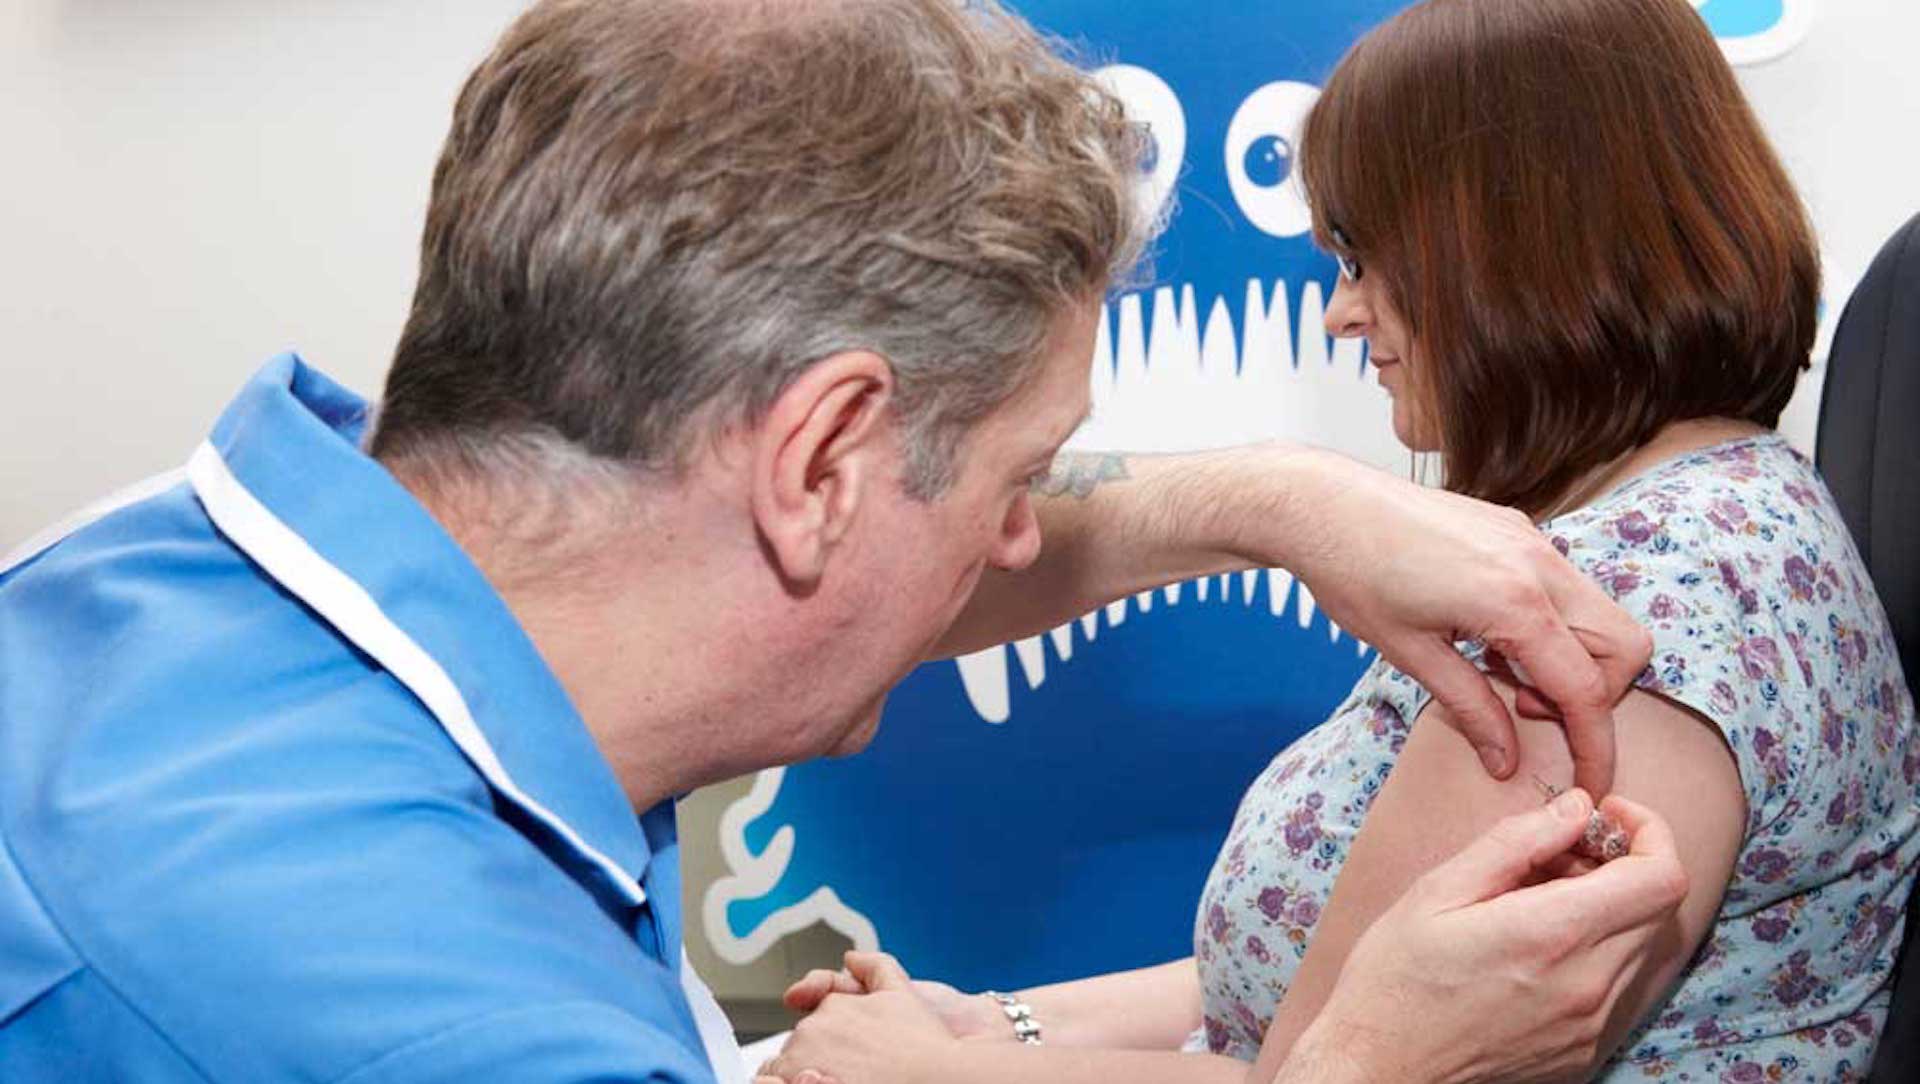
[762,1,1919,1080]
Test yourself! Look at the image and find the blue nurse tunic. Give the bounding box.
[0,357,739,1082]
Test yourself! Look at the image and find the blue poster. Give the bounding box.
[701,0,1823,992]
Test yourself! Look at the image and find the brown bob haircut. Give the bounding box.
[1299,0,1820,514]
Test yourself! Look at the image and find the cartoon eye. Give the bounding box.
[1224,80,1322,239]
[1244,135,1292,187]
[1091,64,1185,227]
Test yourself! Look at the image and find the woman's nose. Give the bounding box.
[1323,275,1371,339]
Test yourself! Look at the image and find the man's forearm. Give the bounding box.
[930,444,1325,658]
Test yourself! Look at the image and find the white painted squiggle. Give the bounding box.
[701,766,881,965]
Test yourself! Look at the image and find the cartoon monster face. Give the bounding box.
[702,0,1824,991]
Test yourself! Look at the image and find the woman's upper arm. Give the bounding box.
[1249,680,1748,1080]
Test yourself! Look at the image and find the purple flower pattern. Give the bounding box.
[1194,436,1919,1081]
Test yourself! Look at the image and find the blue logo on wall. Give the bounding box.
[1696,0,1819,64]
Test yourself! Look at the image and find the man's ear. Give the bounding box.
[749,351,896,590]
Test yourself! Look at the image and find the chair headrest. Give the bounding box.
[1816,212,1920,690]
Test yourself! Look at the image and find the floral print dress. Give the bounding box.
[1193,435,1920,1081]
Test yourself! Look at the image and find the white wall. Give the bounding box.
[0,1,525,547]
[1756,0,1920,322]
[1742,0,1920,445]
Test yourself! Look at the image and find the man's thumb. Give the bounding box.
[1417,790,1593,908]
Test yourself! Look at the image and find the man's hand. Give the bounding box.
[1284,790,1688,1084]
[937,445,1650,796]
[1267,449,1652,794]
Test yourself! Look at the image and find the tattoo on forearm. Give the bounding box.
[1032,453,1131,499]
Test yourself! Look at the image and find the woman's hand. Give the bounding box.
[761,952,959,1084]
[912,980,1012,1041]
[784,962,1008,1041]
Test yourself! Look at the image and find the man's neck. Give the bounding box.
[390,460,767,812]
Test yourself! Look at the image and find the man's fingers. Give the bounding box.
[1601,795,1680,861]
[1418,790,1595,908]
[1496,616,1621,796]
[1394,636,1519,777]
[1513,686,1563,721]
[1518,565,1654,794]
[1535,850,1600,882]
[1486,799,1688,945]
[1530,552,1654,695]
[1494,850,1687,950]
[1557,698,1618,800]
[844,950,913,992]
[1488,650,1571,724]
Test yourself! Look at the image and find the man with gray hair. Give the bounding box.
[0,1,1677,1082]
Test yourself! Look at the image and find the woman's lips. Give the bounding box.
[1371,355,1402,395]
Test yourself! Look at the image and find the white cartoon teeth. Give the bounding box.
[1078,281,1400,470]
[953,564,1365,727]
[951,278,1388,725]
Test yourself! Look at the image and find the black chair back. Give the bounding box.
[1816,212,1920,1082]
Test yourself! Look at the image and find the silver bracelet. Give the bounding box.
[984,991,1043,1045]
